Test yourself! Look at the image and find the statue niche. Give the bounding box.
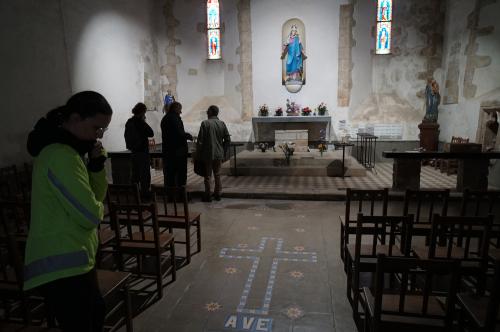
[281,19,307,93]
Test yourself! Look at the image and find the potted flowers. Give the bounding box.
[279,142,295,165]
[275,107,283,116]
[317,102,328,116]
[286,99,300,116]
[258,142,269,152]
[301,107,312,116]
[259,104,269,116]
[318,143,327,157]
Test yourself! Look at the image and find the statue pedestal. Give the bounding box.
[418,122,440,151]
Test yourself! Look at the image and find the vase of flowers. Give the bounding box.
[275,107,283,116]
[286,99,300,116]
[279,142,295,165]
[317,102,328,116]
[258,142,268,152]
[318,143,327,157]
[301,107,312,116]
[259,104,269,116]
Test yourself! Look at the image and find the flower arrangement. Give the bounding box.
[258,142,269,152]
[317,102,328,116]
[259,104,269,116]
[278,142,295,165]
[318,143,327,156]
[301,107,312,116]
[275,107,283,116]
[286,99,300,116]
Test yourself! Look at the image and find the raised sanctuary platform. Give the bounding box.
[220,149,366,177]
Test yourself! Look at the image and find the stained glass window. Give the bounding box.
[207,0,221,59]
[376,0,392,55]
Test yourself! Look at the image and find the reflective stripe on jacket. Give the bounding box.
[24,143,107,290]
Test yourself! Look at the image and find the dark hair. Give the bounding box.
[207,105,219,116]
[169,101,182,113]
[46,91,113,125]
[132,102,147,115]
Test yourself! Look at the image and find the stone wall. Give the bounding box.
[439,0,500,187]
[350,0,446,140]
[0,0,161,165]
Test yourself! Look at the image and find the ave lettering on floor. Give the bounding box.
[224,314,272,332]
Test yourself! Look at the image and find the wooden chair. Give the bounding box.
[0,199,31,242]
[361,254,460,332]
[402,189,449,242]
[97,270,133,332]
[457,259,500,332]
[413,214,493,294]
[340,188,389,263]
[459,190,500,259]
[0,165,20,200]
[110,202,176,299]
[346,214,414,314]
[0,234,31,324]
[152,185,201,265]
[440,136,470,175]
[105,183,152,224]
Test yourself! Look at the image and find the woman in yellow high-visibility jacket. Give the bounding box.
[24,91,112,332]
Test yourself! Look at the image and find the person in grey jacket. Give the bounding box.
[196,105,230,202]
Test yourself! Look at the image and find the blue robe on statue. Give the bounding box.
[286,36,303,79]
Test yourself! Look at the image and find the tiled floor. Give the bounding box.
[130,199,355,332]
[151,162,476,198]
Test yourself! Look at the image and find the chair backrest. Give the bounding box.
[152,186,189,220]
[110,202,160,249]
[355,214,414,259]
[0,199,31,237]
[460,189,500,222]
[451,136,469,144]
[106,183,142,219]
[371,255,459,331]
[0,165,20,199]
[345,188,388,223]
[0,234,24,291]
[485,260,500,330]
[403,189,449,224]
[429,214,493,261]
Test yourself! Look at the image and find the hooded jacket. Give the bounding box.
[24,117,107,290]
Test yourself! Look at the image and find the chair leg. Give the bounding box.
[170,242,176,282]
[185,226,191,264]
[123,285,133,332]
[196,220,201,254]
[340,223,345,262]
[155,254,163,299]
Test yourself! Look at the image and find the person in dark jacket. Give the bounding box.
[161,101,192,190]
[124,102,154,197]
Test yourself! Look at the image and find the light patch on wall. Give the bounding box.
[188,68,198,75]
[71,11,149,151]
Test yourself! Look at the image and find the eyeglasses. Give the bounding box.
[96,127,109,134]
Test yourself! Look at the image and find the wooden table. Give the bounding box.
[229,142,245,176]
[382,151,500,191]
[334,142,354,178]
[108,143,194,184]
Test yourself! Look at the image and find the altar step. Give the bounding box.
[221,150,367,177]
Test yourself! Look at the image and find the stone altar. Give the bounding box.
[252,116,331,143]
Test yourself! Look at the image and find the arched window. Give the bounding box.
[376,0,392,55]
[207,0,221,59]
